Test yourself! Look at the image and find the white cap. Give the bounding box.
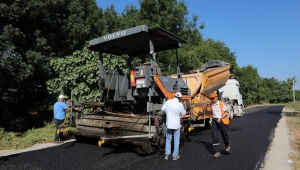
[58,95,65,99]
[175,92,182,98]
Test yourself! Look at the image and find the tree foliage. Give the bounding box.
[0,0,103,131]
[1,0,298,131]
[0,0,102,103]
[235,65,296,106]
[46,43,128,113]
[47,45,100,101]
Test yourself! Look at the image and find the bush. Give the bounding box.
[0,128,16,149]
[0,121,55,150]
[285,101,300,112]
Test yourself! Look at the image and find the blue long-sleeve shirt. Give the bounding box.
[54,101,68,120]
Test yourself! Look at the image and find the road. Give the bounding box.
[0,105,284,170]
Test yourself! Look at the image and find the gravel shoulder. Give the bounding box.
[260,107,294,170]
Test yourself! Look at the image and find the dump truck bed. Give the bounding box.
[171,64,230,98]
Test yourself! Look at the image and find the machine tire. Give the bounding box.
[229,108,234,120]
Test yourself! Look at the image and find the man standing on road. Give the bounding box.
[53,95,70,144]
[209,92,230,158]
[161,92,186,161]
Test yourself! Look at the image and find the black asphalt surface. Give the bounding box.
[0,105,284,170]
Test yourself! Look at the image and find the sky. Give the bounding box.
[96,0,300,89]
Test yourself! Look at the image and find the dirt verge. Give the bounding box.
[260,107,294,170]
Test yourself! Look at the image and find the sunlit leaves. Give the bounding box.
[47,44,99,100]
[46,43,128,108]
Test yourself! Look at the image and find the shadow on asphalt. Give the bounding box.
[0,154,19,164]
[65,141,77,148]
[74,136,141,156]
[230,126,243,131]
[102,143,141,156]
[193,140,214,154]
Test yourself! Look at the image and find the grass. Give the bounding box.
[0,121,75,150]
[285,101,300,111]
[285,101,300,170]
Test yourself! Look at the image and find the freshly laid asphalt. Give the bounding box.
[0,105,283,170]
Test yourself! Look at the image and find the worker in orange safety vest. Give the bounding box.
[209,92,230,158]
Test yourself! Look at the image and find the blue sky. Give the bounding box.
[96,0,300,90]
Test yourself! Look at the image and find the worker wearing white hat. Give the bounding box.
[53,94,68,144]
[161,92,186,161]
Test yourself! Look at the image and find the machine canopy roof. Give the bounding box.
[89,25,186,56]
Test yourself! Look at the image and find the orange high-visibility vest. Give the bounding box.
[210,101,230,125]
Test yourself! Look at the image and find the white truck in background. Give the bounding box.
[218,74,244,119]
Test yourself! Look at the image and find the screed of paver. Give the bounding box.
[261,110,293,170]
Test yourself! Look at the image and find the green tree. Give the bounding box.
[46,43,128,112]
[138,0,187,33]
[120,4,140,29]
[0,0,102,101]
[235,65,264,106]
[47,45,101,103]
[262,77,281,103]
[102,5,122,34]
[181,39,237,73]
[0,0,103,130]
[295,90,300,101]
[135,0,207,74]
[279,80,292,102]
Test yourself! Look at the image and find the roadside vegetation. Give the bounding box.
[0,121,74,150]
[0,122,53,150]
[285,101,300,170]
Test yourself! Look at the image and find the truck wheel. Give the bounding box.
[229,108,234,120]
[239,105,244,117]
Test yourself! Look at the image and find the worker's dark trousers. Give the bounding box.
[54,118,65,142]
[211,119,230,153]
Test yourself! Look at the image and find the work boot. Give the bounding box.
[172,155,180,161]
[226,145,230,152]
[214,152,221,158]
[165,155,170,160]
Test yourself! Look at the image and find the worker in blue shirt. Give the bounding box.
[161,92,186,161]
[53,95,71,144]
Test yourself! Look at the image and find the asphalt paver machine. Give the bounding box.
[71,25,231,153]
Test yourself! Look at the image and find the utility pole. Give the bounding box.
[293,79,295,103]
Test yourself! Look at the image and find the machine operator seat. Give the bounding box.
[114,65,124,75]
[143,53,162,75]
